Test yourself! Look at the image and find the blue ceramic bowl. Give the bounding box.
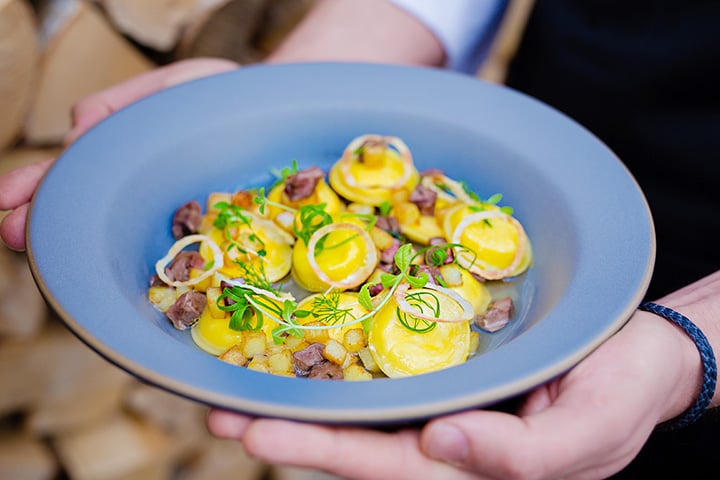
[27,63,654,424]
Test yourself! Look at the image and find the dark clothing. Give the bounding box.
[507,0,720,300]
[505,1,720,477]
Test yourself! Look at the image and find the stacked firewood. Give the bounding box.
[0,0,533,478]
[0,0,317,150]
[0,244,340,480]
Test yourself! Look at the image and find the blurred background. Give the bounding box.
[0,1,532,478]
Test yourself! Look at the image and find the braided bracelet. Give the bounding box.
[638,301,717,431]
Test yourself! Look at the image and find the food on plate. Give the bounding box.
[148,134,533,380]
[328,135,420,205]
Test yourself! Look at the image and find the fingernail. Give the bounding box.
[425,423,469,465]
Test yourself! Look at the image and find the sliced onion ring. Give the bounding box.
[451,211,527,280]
[420,173,474,204]
[339,134,414,189]
[218,276,296,303]
[306,222,378,290]
[394,282,474,323]
[155,234,224,287]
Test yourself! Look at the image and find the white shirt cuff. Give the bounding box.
[388,0,508,73]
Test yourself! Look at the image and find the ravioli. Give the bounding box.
[148,133,532,381]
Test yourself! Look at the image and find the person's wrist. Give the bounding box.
[639,304,713,428]
[625,309,704,424]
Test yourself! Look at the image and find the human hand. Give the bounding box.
[207,309,702,480]
[0,58,238,251]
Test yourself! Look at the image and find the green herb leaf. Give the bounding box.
[460,180,481,202]
[309,290,356,326]
[357,284,374,310]
[282,300,296,323]
[394,243,414,272]
[380,273,399,288]
[253,187,267,214]
[405,272,429,289]
[486,193,503,205]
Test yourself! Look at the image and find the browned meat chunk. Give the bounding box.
[284,166,324,201]
[166,291,207,330]
[380,238,401,265]
[172,200,202,239]
[475,297,515,332]
[164,251,205,283]
[379,238,401,273]
[293,343,326,376]
[414,264,443,285]
[409,184,437,216]
[368,282,384,296]
[375,215,400,235]
[308,361,344,380]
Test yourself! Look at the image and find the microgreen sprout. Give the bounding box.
[253,187,297,216]
[462,183,515,217]
[218,286,265,331]
[213,201,267,258]
[224,243,434,341]
[270,159,299,186]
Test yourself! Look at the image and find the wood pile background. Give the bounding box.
[0,1,533,479]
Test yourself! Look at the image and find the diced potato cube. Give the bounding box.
[284,335,309,352]
[439,264,464,287]
[199,215,215,234]
[232,190,254,209]
[303,322,329,343]
[148,286,178,313]
[207,192,232,214]
[343,363,373,381]
[369,226,394,251]
[205,287,227,319]
[322,339,347,365]
[358,347,381,373]
[247,355,269,372]
[343,328,366,353]
[219,345,247,366]
[390,189,409,204]
[395,202,420,225]
[275,211,295,233]
[188,268,211,292]
[469,331,481,356]
[341,352,358,370]
[266,344,286,356]
[346,203,375,215]
[268,349,294,375]
[242,331,267,359]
